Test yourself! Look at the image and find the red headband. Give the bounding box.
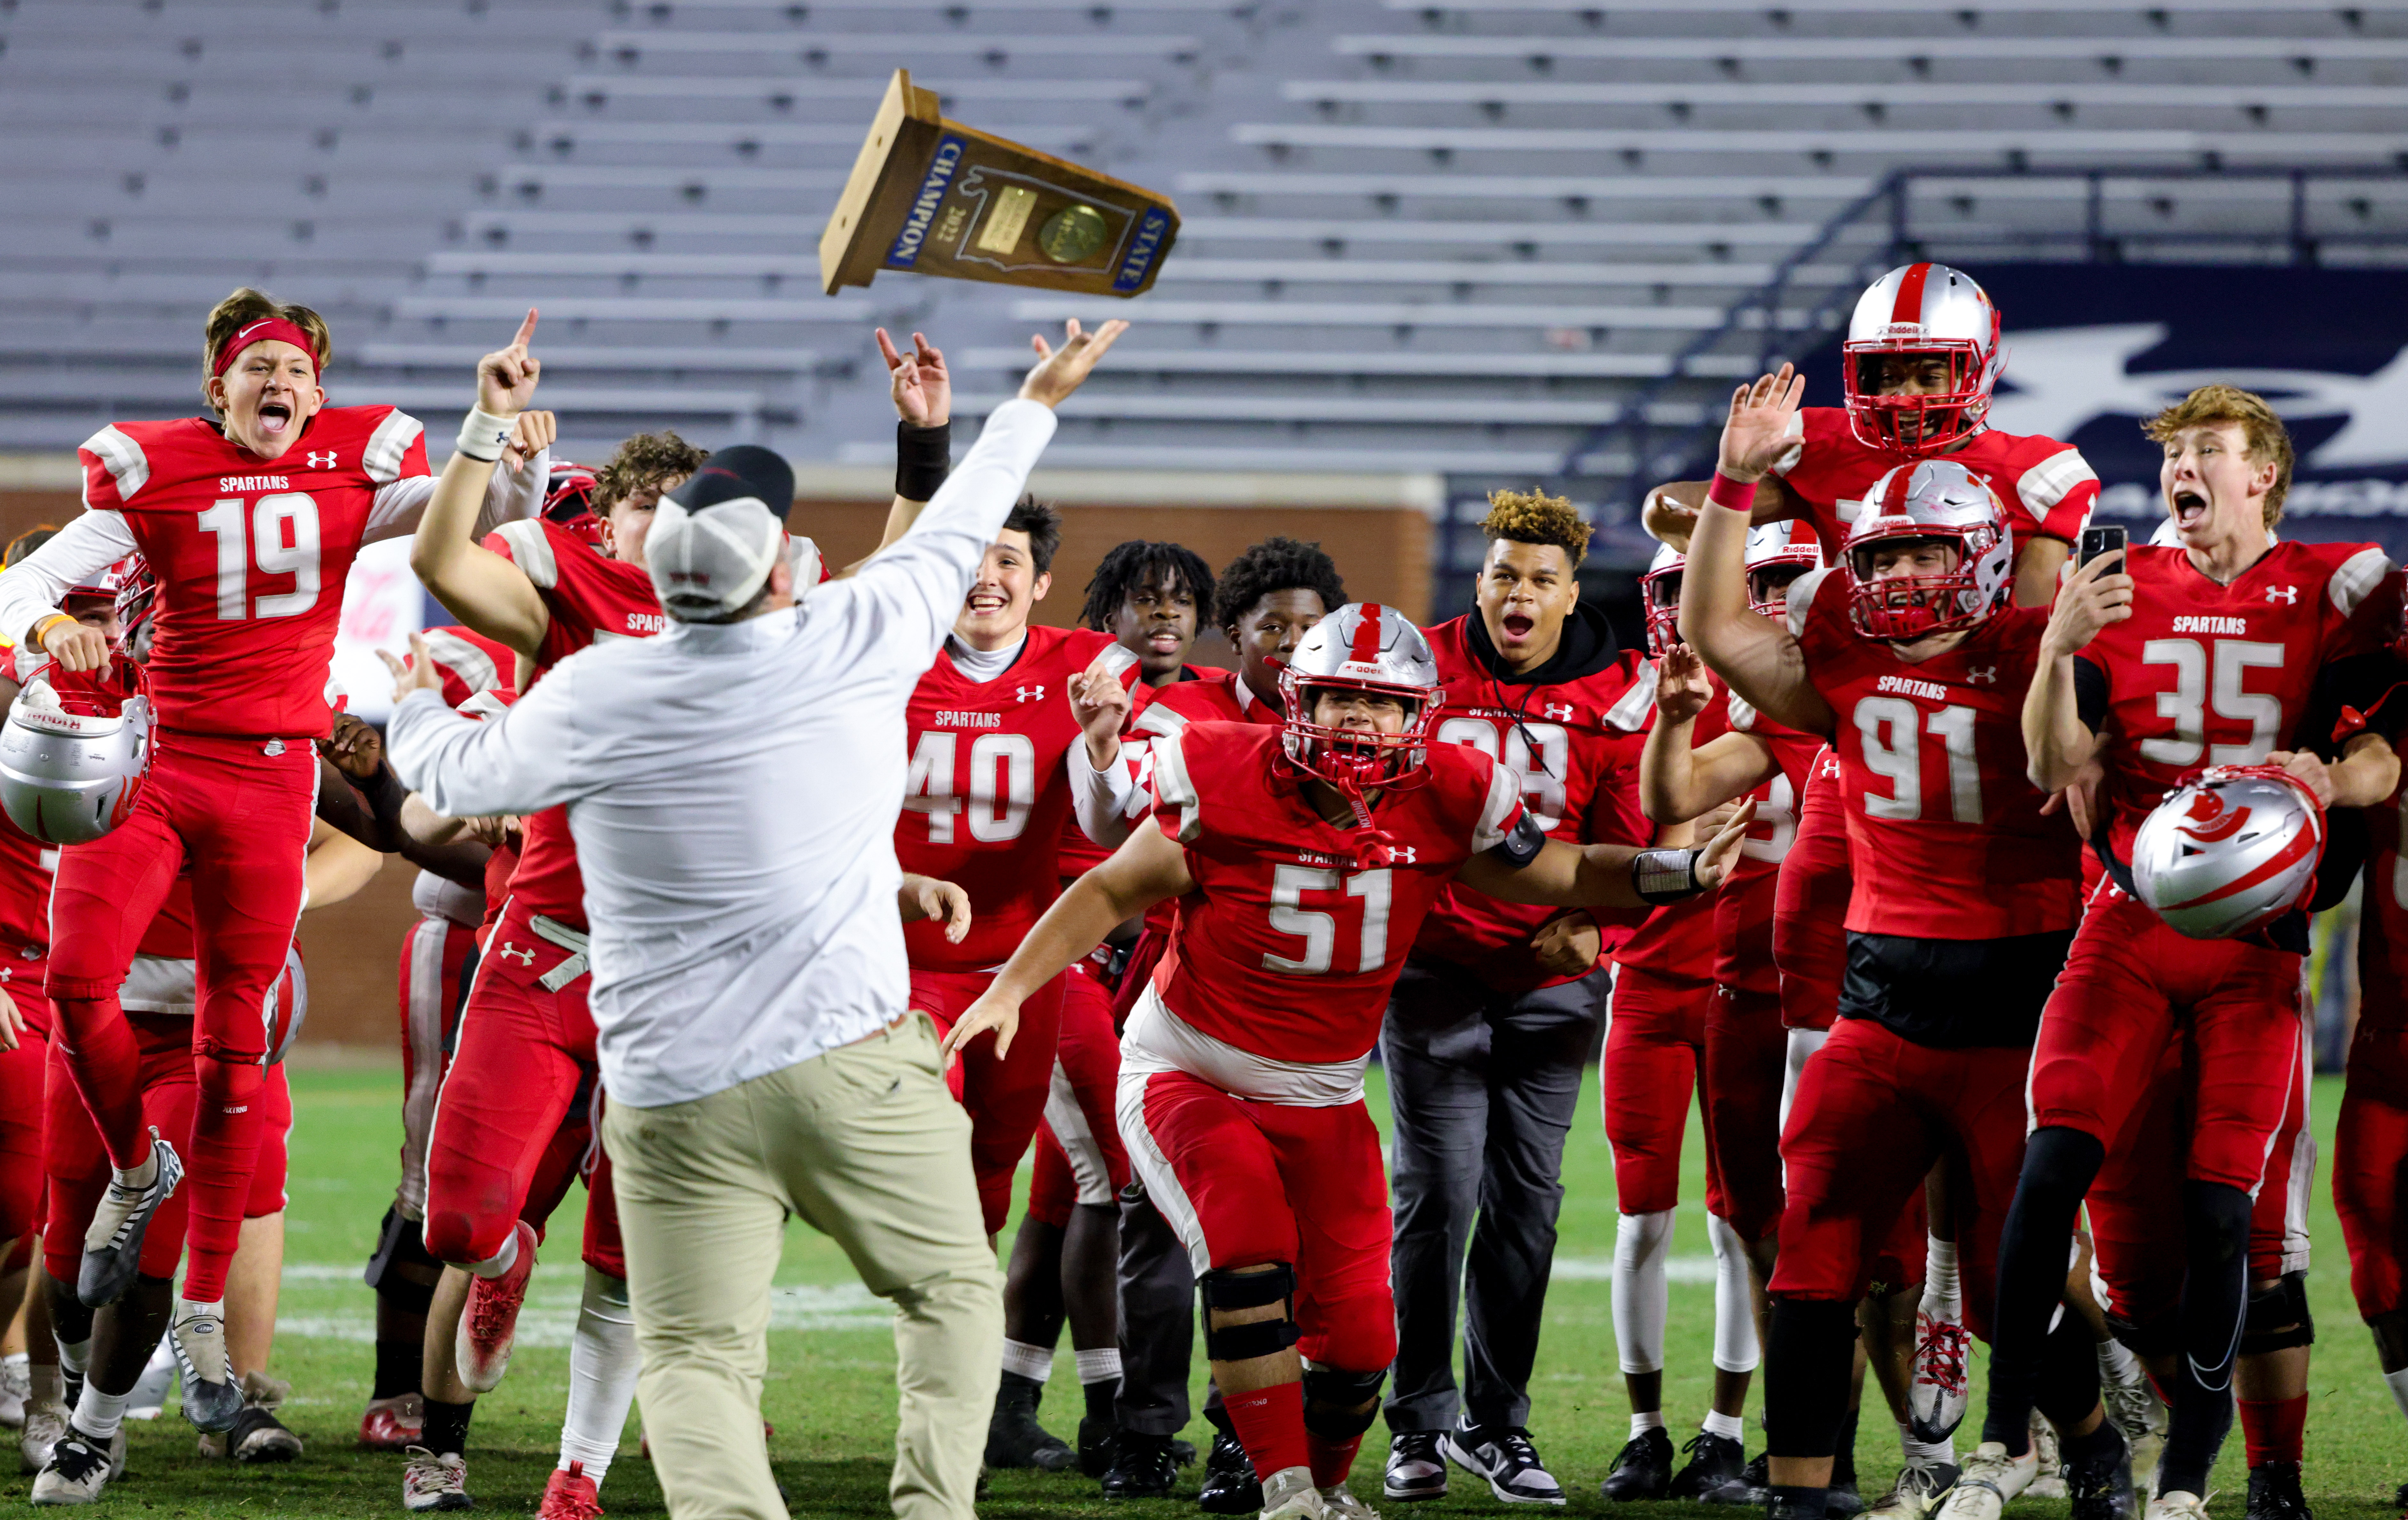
[211,317,319,380]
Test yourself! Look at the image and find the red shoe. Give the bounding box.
[539,1462,604,1520]
[455,1221,538,1394]
[359,1393,425,1450]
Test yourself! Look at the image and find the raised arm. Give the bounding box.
[1641,475,1802,554]
[1640,644,1781,824]
[1456,802,1754,909]
[384,632,585,821]
[848,328,953,573]
[405,312,552,657]
[1678,366,1837,735]
[2023,550,2129,795]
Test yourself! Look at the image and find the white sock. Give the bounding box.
[1921,1236,1961,1319]
[1781,1029,1826,1130]
[557,1270,639,1487]
[4,1351,27,1381]
[2097,1335,2144,1391]
[2385,1367,2408,1424]
[1900,1422,1954,1469]
[112,1151,158,1190]
[1074,1347,1122,1387]
[55,1336,88,1380]
[1612,1209,1675,1376]
[1630,1411,1665,1440]
[1707,1214,1761,1374]
[71,1382,129,1442]
[469,1231,520,1280]
[1000,1339,1055,1383]
[1703,1409,1745,1442]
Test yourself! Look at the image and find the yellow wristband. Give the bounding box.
[29,613,73,648]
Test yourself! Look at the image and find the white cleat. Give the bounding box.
[77,1131,181,1307]
[2026,1413,2066,1499]
[2100,1369,2166,1500]
[403,1445,476,1512]
[1934,1442,2041,1520]
[1909,1309,1972,1441]
[1261,1465,1328,1520]
[2144,1492,2211,1520]
[29,1427,125,1506]
[19,1400,68,1474]
[1320,1482,1383,1520]
[0,1351,29,1429]
[1869,1460,1961,1520]
[170,1298,242,1432]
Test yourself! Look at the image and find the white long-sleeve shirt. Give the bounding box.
[386,399,1059,1108]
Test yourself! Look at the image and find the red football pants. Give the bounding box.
[1703,985,1787,1245]
[1770,1019,2019,1332]
[1602,963,1723,1219]
[1120,1067,1396,1375]
[2334,1023,2408,1321]
[912,966,1067,1236]
[424,898,618,1270]
[2031,892,2307,1192]
[396,914,477,1223]
[45,733,313,1301]
[1027,963,1131,1229]
[1771,758,1847,1033]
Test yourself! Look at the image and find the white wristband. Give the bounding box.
[455,408,514,463]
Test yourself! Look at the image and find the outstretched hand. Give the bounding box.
[477,309,542,419]
[1018,318,1129,409]
[1716,364,1806,485]
[1654,641,1715,727]
[903,875,974,943]
[1692,797,1758,892]
[379,632,446,706]
[878,329,952,428]
[939,989,1020,1067]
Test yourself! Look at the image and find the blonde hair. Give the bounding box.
[2143,384,2294,528]
[1480,488,1593,566]
[201,287,333,403]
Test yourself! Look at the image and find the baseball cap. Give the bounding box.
[646,445,796,622]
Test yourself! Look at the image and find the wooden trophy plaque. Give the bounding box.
[819,70,1178,298]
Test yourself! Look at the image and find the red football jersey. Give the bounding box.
[1771,405,2096,552]
[1790,567,2082,939]
[1612,691,1730,985]
[2360,779,2408,1036]
[1413,615,1656,988]
[898,627,1141,972]
[410,624,516,708]
[1714,690,1828,994]
[1146,722,1525,1065]
[1057,665,1235,877]
[485,519,666,928]
[2081,540,2396,861]
[0,811,53,960]
[76,409,430,737]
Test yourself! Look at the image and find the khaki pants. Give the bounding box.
[603,1014,1002,1520]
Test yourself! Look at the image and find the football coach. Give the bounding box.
[387,319,1126,1520]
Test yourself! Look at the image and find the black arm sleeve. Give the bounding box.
[2072,654,2109,735]
[1482,810,1548,869]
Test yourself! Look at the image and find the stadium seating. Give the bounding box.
[3,0,2404,573]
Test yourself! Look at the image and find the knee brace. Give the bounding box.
[1301,1365,1386,1439]
[1612,1209,1675,1375]
[2105,1306,2183,1361]
[2240,1271,2315,1356]
[1200,1264,1300,1363]
[364,1206,442,1312]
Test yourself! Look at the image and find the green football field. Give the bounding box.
[34,1062,2404,1519]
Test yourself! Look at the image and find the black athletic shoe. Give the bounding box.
[1384,1431,1448,1501]
[1827,1477,1866,1519]
[986,1379,1075,1470]
[1443,1421,1565,1505]
[2063,1422,2135,1520]
[78,1135,181,1308]
[1102,1429,1179,1500]
[1702,1451,1770,1506]
[1599,1427,1674,1501]
[1078,1416,1116,1478]
[1170,1438,1197,1466]
[1673,1433,1748,1501]
[1198,1429,1262,1514]
[2245,1461,2311,1520]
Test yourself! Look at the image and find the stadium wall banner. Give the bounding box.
[1802,264,2408,558]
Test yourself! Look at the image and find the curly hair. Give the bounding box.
[1480,488,1592,566]
[1004,495,1064,574]
[1079,540,1216,633]
[202,287,332,402]
[2143,384,2296,528]
[1213,536,1347,631]
[594,431,711,512]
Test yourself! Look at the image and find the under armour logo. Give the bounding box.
[306,450,338,469]
[2266,585,2298,604]
[261,739,286,757]
[1966,666,1997,685]
[1016,685,1045,703]
[1391,845,1417,863]
[496,943,535,966]
[1542,702,1574,721]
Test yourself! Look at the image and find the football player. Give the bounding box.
[943,602,1751,1520]
[0,291,543,1434]
[1380,490,1654,1507]
[2341,760,2408,1511]
[1683,369,2119,1520]
[1990,385,2399,1520]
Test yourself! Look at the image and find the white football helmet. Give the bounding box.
[1279,602,1443,790]
[0,662,154,844]
[2130,766,2325,940]
[1842,263,2005,456]
[1845,460,2014,642]
[1640,541,1684,656]
[1743,519,1825,618]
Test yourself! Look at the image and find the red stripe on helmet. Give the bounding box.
[1889,263,1934,329]
[1349,605,1385,663]
[1881,465,1916,517]
[2170,819,2321,909]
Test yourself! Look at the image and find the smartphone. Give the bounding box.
[2079,524,2127,570]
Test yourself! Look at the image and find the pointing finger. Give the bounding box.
[875,328,902,368]
[511,308,539,350]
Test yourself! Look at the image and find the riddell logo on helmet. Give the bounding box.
[1877,321,1930,339]
[1336,661,1384,678]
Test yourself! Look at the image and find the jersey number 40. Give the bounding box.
[904,730,1037,843]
